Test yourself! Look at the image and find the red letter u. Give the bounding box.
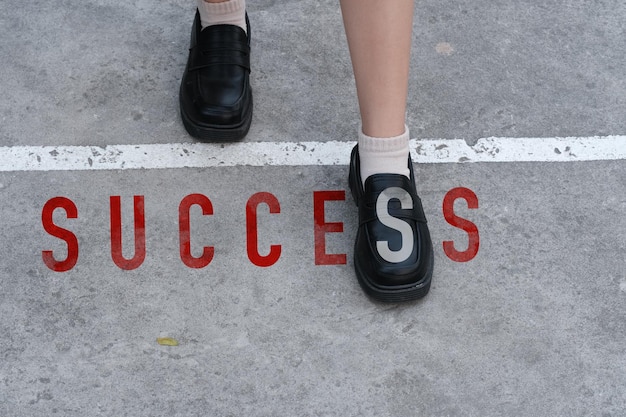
[110,195,146,270]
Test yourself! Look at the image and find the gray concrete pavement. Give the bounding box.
[1,1,625,416]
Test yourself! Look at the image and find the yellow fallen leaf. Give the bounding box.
[157,337,179,346]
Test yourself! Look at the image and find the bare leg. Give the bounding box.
[343,0,433,302]
[339,0,413,138]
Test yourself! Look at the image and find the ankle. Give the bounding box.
[197,0,247,33]
[358,126,411,187]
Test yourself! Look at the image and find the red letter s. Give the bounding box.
[442,187,479,262]
[42,197,79,272]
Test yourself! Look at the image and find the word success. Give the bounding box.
[41,188,479,272]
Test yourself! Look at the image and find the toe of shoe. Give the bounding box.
[355,225,433,289]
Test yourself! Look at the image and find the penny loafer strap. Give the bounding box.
[189,45,251,72]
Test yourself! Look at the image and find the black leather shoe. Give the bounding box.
[179,10,252,141]
[348,145,434,302]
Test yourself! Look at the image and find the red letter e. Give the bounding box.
[313,190,346,265]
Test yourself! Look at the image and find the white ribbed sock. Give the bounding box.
[197,0,247,34]
[358,126,411,187]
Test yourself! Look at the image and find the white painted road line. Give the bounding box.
[1,136,625,172]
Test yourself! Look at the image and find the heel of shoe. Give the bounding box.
[348,145,361,206]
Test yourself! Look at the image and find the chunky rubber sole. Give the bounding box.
[179,91,253,142]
